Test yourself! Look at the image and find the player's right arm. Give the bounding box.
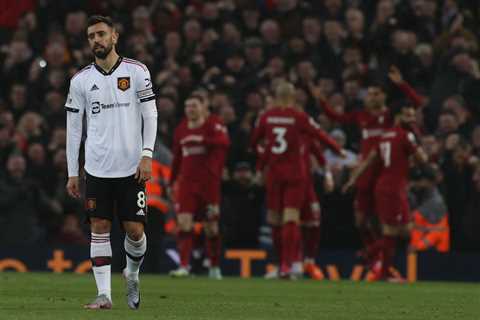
[65,77,86,198]
[342,149,378,193]
[310,84,357,124]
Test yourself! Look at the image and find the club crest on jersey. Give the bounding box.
[117,77,130,91]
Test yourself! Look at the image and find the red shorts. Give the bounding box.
[375,188,410,226]
[301,181,321,225]
[266,176,305,213]
[176,179,221,220]
[354,188,375,218]
[354,161,379,217]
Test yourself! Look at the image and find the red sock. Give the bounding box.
[303,226,321,261]
[206,235,221,267]
[281,222,300,269]
[178,231,193,268]
[272,226,282,264]
[381,236,396,278]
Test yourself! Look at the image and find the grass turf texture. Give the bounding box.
[0,273,478,320]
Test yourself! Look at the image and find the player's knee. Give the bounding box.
[123,222,144,241]
[267,210,281,226]
[354,211,366,228]
[177,213,193,232]
[381,224,406,237]
[90,218,111,234]
[206,204,220,221]
[204,221,219,238]
[303,220,320,228]
[283,208,300,224]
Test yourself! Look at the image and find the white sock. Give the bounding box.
[124,233,147,280]
[91,233,112,300]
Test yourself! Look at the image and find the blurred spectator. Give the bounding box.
[441,134,476,250]
[409,166,450,253]
[0,119,15,168]
[221,162,264,248]
[324,129,357,187]
[0,1,479,251]
[53,213,89,245]
[0,153,61,245]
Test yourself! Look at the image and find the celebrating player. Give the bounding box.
[169,93,230,279]
[65,16,157,309]
[299,137,334,280]
[251,81,343,278]
[310,66,424,265]
[343,104,427,281]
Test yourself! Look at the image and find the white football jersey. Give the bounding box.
[66,56,157,178]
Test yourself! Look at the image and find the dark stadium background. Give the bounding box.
[1,0,480,277]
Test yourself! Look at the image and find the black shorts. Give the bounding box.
[85,172,147,224]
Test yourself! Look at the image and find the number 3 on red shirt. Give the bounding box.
[272,127,287,154]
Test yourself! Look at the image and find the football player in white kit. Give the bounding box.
[65,15,157,310]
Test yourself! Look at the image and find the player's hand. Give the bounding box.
[341,179,355,194]
[339,149,348,159]
[136,156,152,183]
[252,170,264,186]
[388,66,404,84]
[324,171,335,193]
[66,176,80,199]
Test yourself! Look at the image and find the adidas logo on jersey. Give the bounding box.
[90,84,99,91]
[136,209,145,216]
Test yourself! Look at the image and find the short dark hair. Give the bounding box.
[391,98,414,116]
[87,15,114,29]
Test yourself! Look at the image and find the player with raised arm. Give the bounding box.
[251,82,343,278]
[343,104,427,281]
[65,16,157,310]
[169,93,230,279]
[310,66,424,265]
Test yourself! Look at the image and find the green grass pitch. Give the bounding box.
[0,273,479,320]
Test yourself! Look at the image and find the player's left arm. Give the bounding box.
[205,120,230,148]
[310,140,326,166]
[388,65,425,108]
[342,149,378,193]
[135,65,158,182]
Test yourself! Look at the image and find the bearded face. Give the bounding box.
[87,22,117,60]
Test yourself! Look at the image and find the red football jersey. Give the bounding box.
[251,106,341,181]
[171,117,230,184]
[375,126,418,192]
[319,82,423,190]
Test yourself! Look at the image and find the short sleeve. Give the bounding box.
[65,78,86,113]
[134,65,155,104]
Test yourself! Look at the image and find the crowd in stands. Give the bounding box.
[1,0,480,252]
